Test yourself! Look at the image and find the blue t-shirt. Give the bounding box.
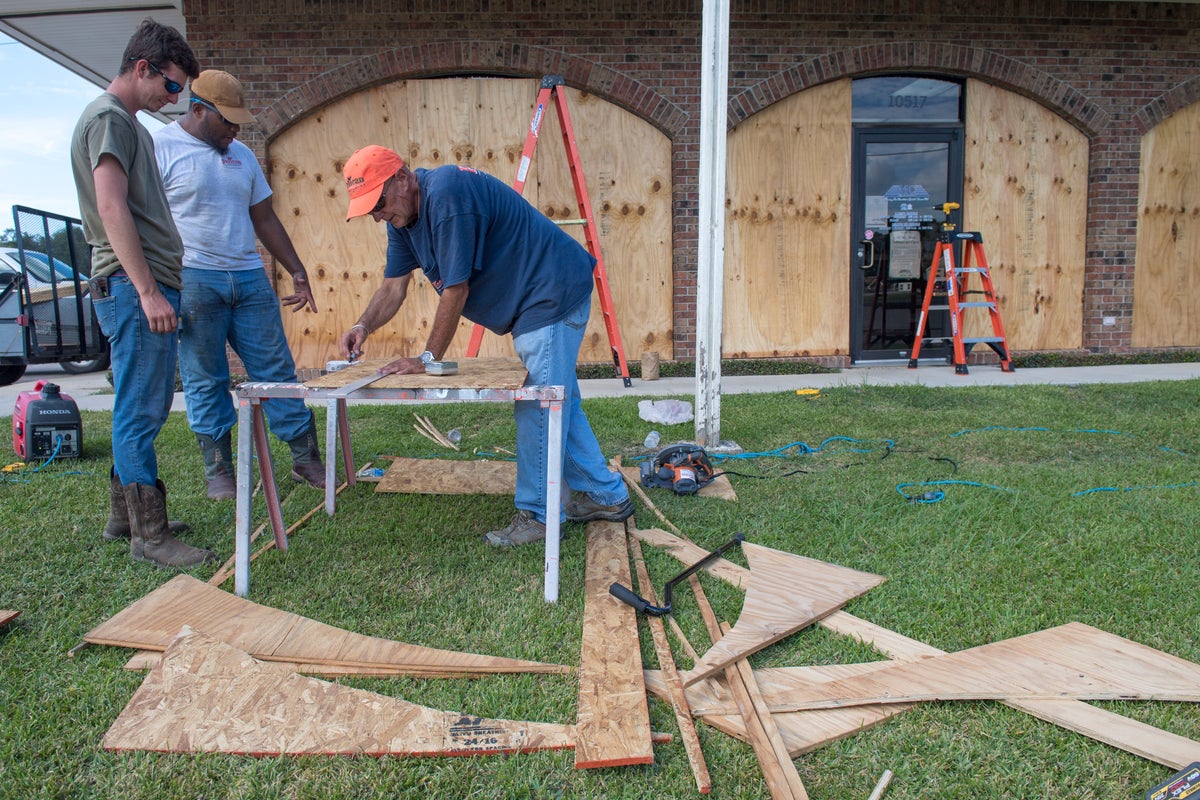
[383,165,595,337]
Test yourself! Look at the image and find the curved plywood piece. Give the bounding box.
[84,575,567,677]
[104,628,575,756]
[682,543,885,686]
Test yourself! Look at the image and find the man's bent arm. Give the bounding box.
[250,198,317,312]
[93,155,177,333]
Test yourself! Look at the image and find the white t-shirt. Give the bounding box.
[152,121,272,271]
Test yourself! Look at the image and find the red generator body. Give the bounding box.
[13,380,82,460]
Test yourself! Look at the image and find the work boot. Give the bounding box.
[287,424,326,489]
[102,466,190,541]
[483,509,547,547]
[564,492,635,523]
[123,481,219,569]
[197,433,236,500]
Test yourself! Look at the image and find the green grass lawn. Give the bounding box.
[2,379,1198,799]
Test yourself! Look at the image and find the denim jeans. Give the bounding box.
[92,275,179,486]
[512,298,627,523]
[178,267,313,444]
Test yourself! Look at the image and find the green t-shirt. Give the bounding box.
[70,92,184,289]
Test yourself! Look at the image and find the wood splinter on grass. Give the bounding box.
[867,769,894,800]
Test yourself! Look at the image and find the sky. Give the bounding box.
[0,34,164,227]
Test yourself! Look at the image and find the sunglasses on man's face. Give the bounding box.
[129,58,184,94]
[191,97,236,127]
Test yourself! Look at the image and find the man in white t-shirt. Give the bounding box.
[153,69,325,499]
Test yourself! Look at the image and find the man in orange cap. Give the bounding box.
[153,69,326,501]
[339,146,633,546]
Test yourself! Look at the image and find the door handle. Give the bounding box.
[858,239,875,270]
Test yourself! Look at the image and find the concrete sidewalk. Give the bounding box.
[4,360,1200,417]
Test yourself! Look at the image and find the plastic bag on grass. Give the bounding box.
[638,398,693,425]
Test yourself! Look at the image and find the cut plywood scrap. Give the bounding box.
[646,662,912,758]
[575,521,654,769]
[642,526,1200,768]
[86,575,567,677]
[683,543,886,686]
[304,356,527,390]
[720,622,810,800]
[104,628,575,756]
[617,464,736,502]
[818,610,1200,770]
[631,526,749,589]
[0,609,18,627]
[376,457,516,495]
[732,623,1200,711]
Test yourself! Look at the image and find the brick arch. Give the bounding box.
[258,40,687,140]
[728,42,1110,138]
[1133,74,1200,134]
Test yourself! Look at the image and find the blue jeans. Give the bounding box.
[178,268,312,444]
[512,299,627,523]
[92,275,179,486]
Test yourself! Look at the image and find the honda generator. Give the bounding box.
[13,380,82,460]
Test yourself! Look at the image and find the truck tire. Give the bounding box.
[0,363,27,386]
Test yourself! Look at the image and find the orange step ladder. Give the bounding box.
[908,203,1014,375]
[466,75,631,387]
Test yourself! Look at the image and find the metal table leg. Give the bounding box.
[544,394,563,603]
[234,397,254,597]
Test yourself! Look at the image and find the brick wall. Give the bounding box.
[184,0,1200,358]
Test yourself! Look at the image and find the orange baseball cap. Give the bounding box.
[343,145,405,221]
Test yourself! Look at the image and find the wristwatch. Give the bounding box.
[420,350,436,365]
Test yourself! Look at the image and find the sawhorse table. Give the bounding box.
[233,357,565,603]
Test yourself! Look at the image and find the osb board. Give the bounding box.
[1133,100,1200,347]
[617,464,737,501]
[575,521,654,768]
[267,76,674,371]
[688,623,1200,711]
[963,79,1087,350]
[723,79,851,359]
[104,628,576,757]
[377,457,516,496]
[84,575,566,676]
[683,542,886,685]
[303,356,526,390]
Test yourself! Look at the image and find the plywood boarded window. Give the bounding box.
[723,79,852,359]
[963,80,1088,351]
[267,77,673,370]
[1132,100,1200,348]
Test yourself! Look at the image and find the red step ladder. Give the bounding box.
[466,75,631,387]
[909,204,1014,375]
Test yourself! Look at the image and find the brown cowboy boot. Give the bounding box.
[102,466,190,541]
[286,423,326,489]
[123,481,218,569]
[197,433,236,500]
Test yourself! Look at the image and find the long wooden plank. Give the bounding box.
[728,623,1200,711]
[84,575,567,677]
[376,457,516,495]
[647,525,1200,768]
[628,531,712,792]
[104,628,575,756]
[574,521,654,768]
[683,542,886,685]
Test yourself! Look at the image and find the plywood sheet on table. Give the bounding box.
[575,521,653,769]
[104,629,575,756]
[85,575,566,677]
[376,457,516,495]
[303,357,527,390]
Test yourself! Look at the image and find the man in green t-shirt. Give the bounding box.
[70,18,216,569]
